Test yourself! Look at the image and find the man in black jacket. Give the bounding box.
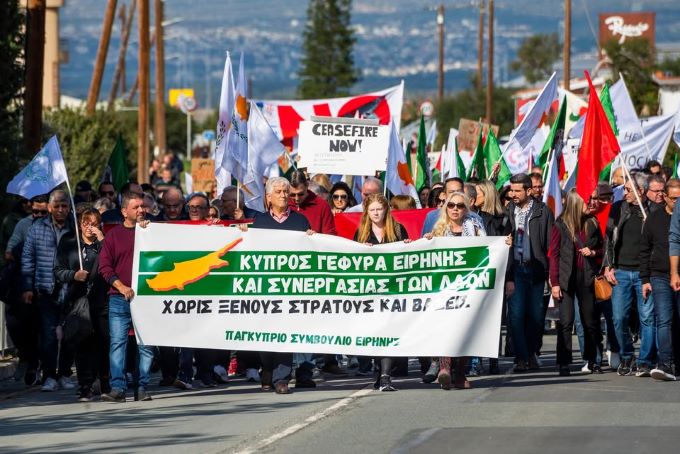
[641,178,680,381]
[506,174,554,372]
[604,172,656,377]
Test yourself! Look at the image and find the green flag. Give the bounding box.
[484,128,512,189]
[466,127,486,181]
[103,136,129,191]
[600,83,619,136]
[673,154,678,179]
[451,138,467,180]
[413,115,429,191]
[537,97,567,172]
[599,161,613,182]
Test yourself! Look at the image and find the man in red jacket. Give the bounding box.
[288,170,336,235]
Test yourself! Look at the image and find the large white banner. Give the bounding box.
[297,119,389,175]
[255,82,404,141]
[131,224,508,358]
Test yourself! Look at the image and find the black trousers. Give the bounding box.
[556,270,602,366]
[74,299,109,389]
[5,301,40,369]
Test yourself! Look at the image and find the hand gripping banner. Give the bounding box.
[131,223,509,358]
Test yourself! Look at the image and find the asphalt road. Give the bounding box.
[2,335,680,454]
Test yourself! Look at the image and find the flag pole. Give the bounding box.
[619,157,647,221]
[236,180,240,209]
[63,179,84,270]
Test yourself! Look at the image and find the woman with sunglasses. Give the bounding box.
[427,187,446,208]
[424,192,486,390]
[54,208,110,401]
[354,193,410,391]
[328,182,357,215]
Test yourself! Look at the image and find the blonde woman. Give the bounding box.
[548,189,603,376]
[354,193,409,391]
[425,191,486,390]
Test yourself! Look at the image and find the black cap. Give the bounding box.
[76,180,92,192]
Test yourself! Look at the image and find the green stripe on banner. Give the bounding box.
[137,247,491,274]
[137,268,497,297]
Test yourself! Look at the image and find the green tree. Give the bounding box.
[603,38,657,114]
[0,1,24,213]
[658,56,680,76]
[510,33,561,84]
[43,108,137,185]
[297,0,360,98]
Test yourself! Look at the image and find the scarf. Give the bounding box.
[513,199,533,263]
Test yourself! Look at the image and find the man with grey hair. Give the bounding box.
[646,174,666,214]
[604,171,655,376]
[250,176,311,393]
[345,177,383,213]
[21,189,76,392]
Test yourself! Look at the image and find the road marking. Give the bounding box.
[391,428,441,454]
[232,386,374,454]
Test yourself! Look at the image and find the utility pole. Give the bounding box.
[563,0,571,91]
[108,0,136,110]
[138,0,150,183]
[477,0,485,90]
[485,0,494,124]
[86,0,117,115]
[154,0,167,155]
[24,0,46,157]
[437,4,445,100]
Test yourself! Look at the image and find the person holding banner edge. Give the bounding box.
[353,193,410,392]
[425,191,487,389]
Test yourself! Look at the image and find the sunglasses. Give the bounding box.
[32,209,48,215]
[188,205,208,210]
[447,202,466,210]
[437,199,446,205]
[332,194,348,200]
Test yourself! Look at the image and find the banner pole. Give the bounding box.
[64,179,84,270]
[619,157,647,221]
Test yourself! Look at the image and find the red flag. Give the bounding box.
[335,208,436,240]
[576,71,620,202]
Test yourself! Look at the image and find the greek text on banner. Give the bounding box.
[131,223,509,358]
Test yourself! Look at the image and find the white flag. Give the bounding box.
[502,72,558,166]
[184,172,193,195]
[426,120,437,146]
[385,121,421,207]
[224,52,249,182]
[542,149,562,218]
[241,101,286,211]
[610,77,639,127]
[7,136,68,199]
[214,52,235,195]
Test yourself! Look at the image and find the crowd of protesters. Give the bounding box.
[2,151,680,403]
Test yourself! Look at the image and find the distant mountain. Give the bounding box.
[59,0,680,105]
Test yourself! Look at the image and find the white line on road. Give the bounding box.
[231,386,374,454]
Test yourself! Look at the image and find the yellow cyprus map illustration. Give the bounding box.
[146,238,243,292]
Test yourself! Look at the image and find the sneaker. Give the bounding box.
[158,376,176,387]
[198,377,217,388]
[213,365,229,384]
[651,364,676,381]
[92,378,102,395]
[513,360,529,373]
[274,381,291,394]
[58,376,76,390]
[608,351,621,370]
[294,377,316,388]
[101,389,126,403]
[635,365,651,377]
[422,361,440,384]
[174,378,193,390]
[136,387,152,401]
[591,364,604,374]
[581,362,592,374]
[41,377,58,392]
[379,374,397,392]
[245,368,261,383]
[617,358,633,376]
[78,387,94,402]
[437,370,452,390]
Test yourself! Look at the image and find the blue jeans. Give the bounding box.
[611,269,656,366]
[109,295,155,392]
[508,266,545,362]
[650,276,680,365]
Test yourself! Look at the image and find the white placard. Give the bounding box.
[297,119,390,175]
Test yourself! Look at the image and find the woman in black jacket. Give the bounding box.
[55,208,110,401]
[548,190,603,376]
